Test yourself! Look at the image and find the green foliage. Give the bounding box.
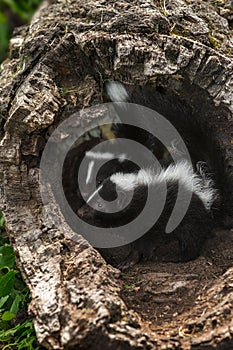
[0,320,41,350]
[124,284,135,290]
[0,214,44,349]
[0,245,15,269]
[0,0,43,62]
[1,0,42,22]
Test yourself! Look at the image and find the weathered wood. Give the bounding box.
[0,0,232,349]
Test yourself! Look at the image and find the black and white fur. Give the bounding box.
[77,81,221,269]
[82,150,126,196]
[106,81,170,163]
[106,81,130,102]
[79,81,131,200]
[78,160,218,269]
[80,148,138,202]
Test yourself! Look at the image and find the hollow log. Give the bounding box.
[0,0,233,349]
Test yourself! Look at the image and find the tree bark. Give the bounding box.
[0,0,233,349]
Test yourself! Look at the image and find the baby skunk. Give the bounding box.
[76,81,220,269]
[78,160,218,269]
[105,80,170,163]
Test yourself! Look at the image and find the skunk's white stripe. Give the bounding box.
[110,161,218,210]
[86,151,126,161]
[86,184,103,204]
[111,161,193,189]
[118,153,127,162]
[195,176,217,210]
[86,151,114,159]
[86,160,94,184]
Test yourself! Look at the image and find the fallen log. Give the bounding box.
[0,0,233,349]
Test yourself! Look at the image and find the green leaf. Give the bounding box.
[0,13,7,23]
[0,319,33,341]
[0,323,19,341]
[124,284,135,290]
[2,0,42,22]
[0,270,15,297]
[0,319,10,331]
[0,245,15,268]
[0,295,9,308]
[0,215,4,230]
[2,311,15,321]
[10,293,22,315]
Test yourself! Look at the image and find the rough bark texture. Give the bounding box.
[0,0,233,349]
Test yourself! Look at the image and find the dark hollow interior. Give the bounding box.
[61,82,232,266]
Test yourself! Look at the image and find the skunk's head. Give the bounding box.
[80,150,126,199]
[86,150,127,179]
[77,171,147,227]
[80,149,139,201]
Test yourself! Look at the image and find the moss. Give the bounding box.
[208,33,220,49]
[170,23,188,37]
